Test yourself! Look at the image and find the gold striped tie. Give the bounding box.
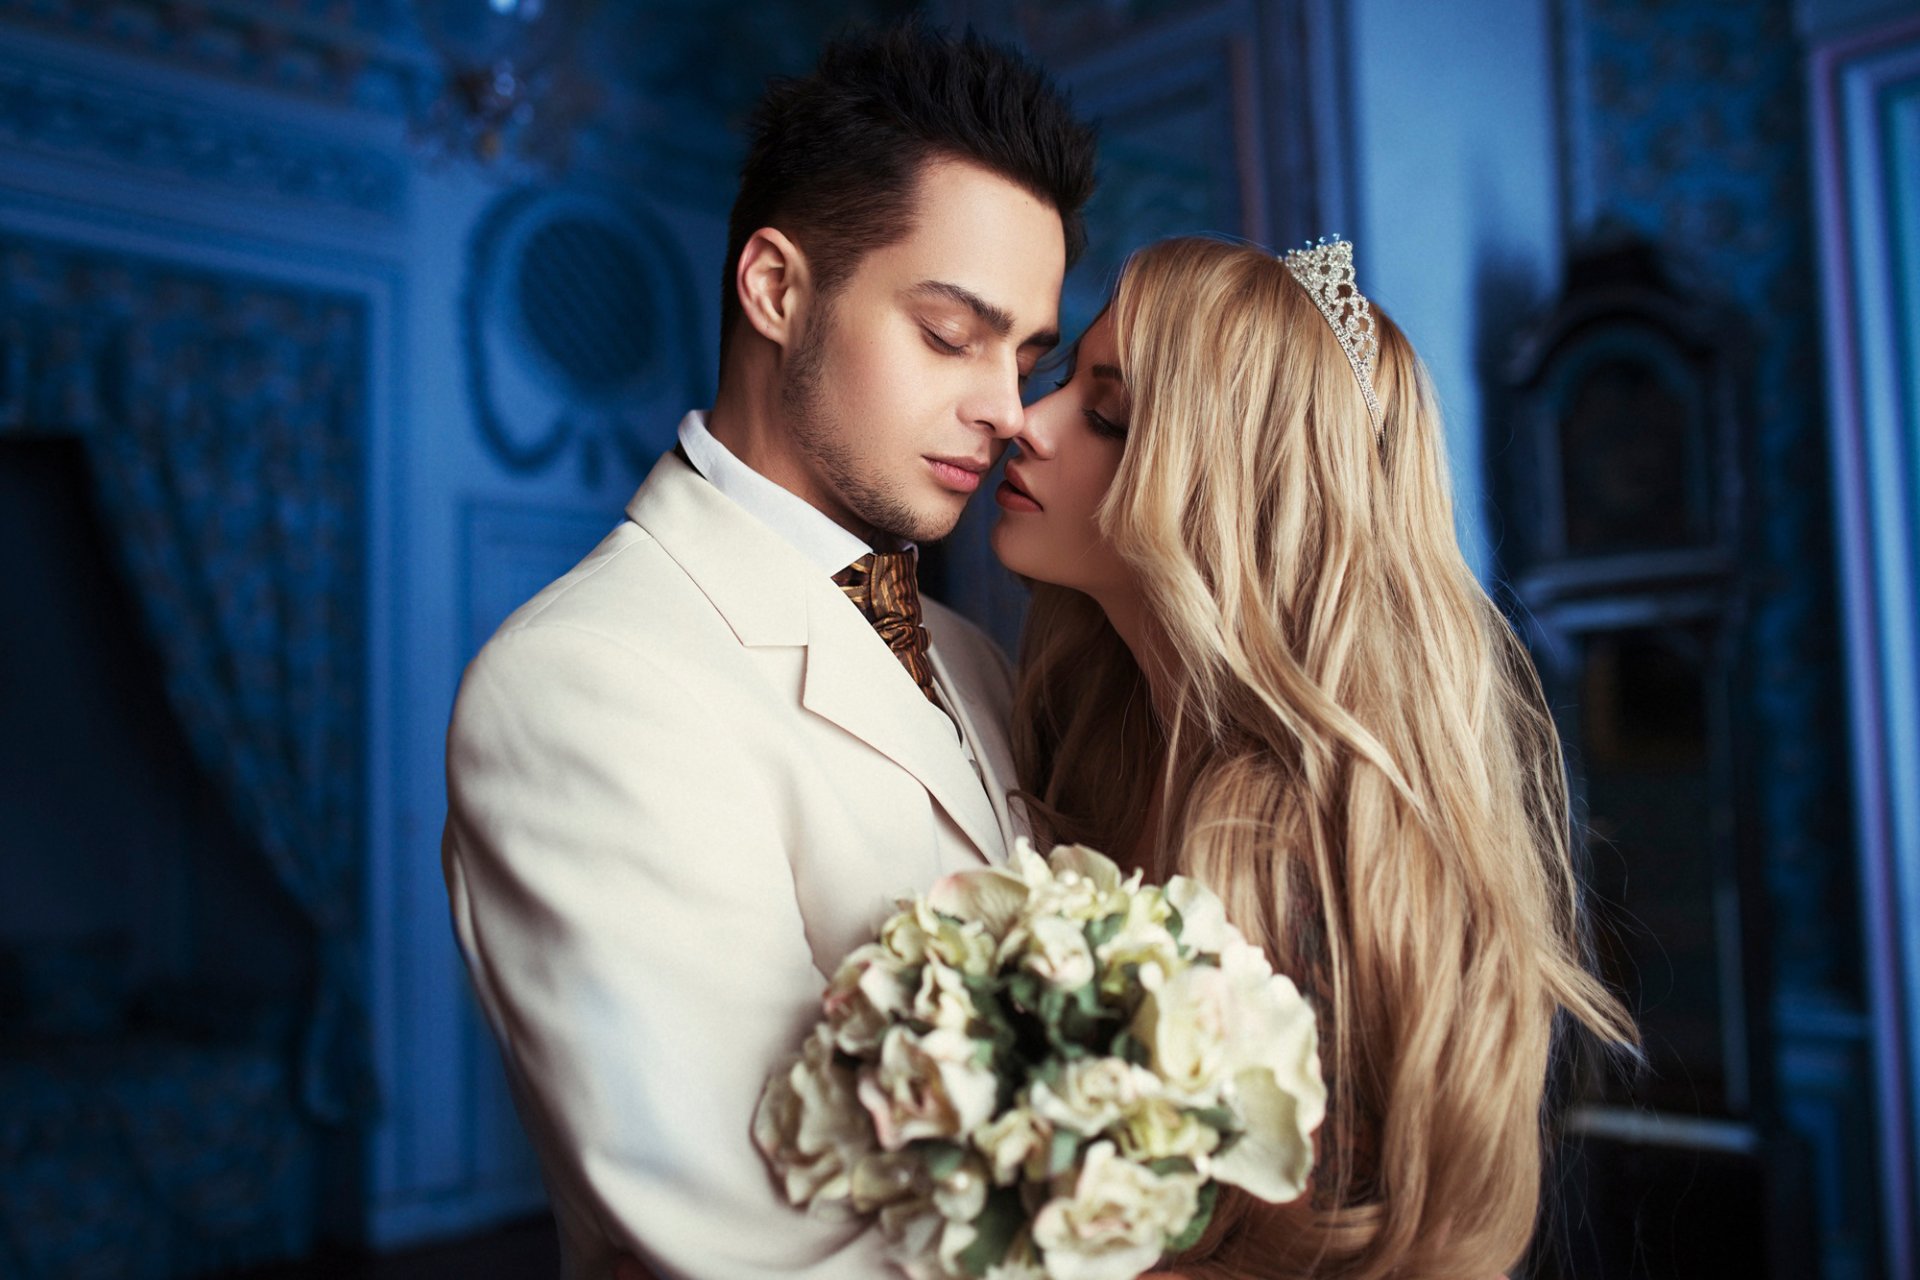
[832,551,938,703]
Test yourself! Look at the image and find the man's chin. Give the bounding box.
[874,493,968,545]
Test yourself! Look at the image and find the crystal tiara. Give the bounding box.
[1282,236,1383,434]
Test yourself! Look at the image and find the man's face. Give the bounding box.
[782,159,1066,544]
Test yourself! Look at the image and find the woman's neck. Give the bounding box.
[1096,585,1178,727]
[1095,585,1184,876]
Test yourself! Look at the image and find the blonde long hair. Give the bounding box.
[1012,237,1636,1278]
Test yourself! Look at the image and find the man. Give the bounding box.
[442,25,1096,1280]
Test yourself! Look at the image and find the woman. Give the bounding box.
[991,235,1636,1278]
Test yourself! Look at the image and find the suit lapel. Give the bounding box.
[801,585,1005,865]
[629,453,1005,866]
[925,641,1018,863]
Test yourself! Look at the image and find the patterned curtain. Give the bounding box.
[3,240,375,1124]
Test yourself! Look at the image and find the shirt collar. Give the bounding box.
[676,410,877,575]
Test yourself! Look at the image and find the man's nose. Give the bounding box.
[968,366,1028,441]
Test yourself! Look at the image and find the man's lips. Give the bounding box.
[927,455,991,493]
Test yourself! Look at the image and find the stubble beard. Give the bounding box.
[781,309,960,545]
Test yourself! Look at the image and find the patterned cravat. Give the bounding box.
[832,551,938,703]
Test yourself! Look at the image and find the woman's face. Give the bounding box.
[990,310,1136,600]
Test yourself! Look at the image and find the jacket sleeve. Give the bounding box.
[442,619,893,1280]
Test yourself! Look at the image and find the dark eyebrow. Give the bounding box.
[1090,364,1124,382]
[911,280,1059,351]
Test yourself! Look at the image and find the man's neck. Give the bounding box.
[704,385,875,544]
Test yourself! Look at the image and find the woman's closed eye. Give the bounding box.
[1083,409,1127,440]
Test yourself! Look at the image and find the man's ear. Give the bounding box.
[735,227,812,352]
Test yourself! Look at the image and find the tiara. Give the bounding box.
[1282,236,1383,434]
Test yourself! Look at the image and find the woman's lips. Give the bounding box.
[928,456,987,493]
[996,470,1042,512]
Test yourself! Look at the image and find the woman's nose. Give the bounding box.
[1012,395,1061,461]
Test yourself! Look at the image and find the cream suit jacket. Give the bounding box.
[442,449,1022,1280]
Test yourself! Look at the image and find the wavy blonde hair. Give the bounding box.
[1012,236,1636,1278]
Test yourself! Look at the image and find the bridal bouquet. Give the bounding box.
[754,840,1327,1280]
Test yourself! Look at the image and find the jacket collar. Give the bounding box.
[627,451,1007,864]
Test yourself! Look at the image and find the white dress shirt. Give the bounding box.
[676,411,874,574]
[675,410,982,762]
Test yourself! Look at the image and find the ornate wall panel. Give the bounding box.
[1562,0,1856,1005]
[1557,1,1883,1274]
[461,184,708,487]
[1811,13,1920,1276]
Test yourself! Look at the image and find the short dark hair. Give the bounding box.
[720,23,1097,361]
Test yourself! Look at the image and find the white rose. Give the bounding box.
[984,1256,1047,1280]
[1162,875,1234,956]
[1094,892,1184,992]
[1006,838,1057,887]
[881,1198,977,1280]
[1040,845,1140,920]
[1029,873,1127,924]
[929,864,1033,938]
[879,1179,983,1280]
[884,899,997,976]
[973,1104,1053,1186]
[1029,1057,1160,1136]
[1112,1095,1222,1169]
[1211,966,1327,1203]
[1031,1141,1201,1280]
[753,1025,873,1209]
[849,1149,924,1213]
[858,1026,999,1151]
[912,958,978,1032]
[933,1152,992,1224]
[823,943,915,1054]
[1131,963,1232,1102]
[996,840,1136,923]
[1019,914,1097,990]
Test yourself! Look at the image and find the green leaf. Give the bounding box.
[963,973,1004,1003]
[1146,1157,1197,1177]
[1164,1180,1218,1254]
[1085,913,1123,951]
[1188,1105,1239,1133]
[1049,1128,1082,1177]
[956,1188,1025,1278]
[1165,903,1185,941]
[1110,1030,1151,1066]
[921,1141,967,1181]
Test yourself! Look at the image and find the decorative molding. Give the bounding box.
[0,49,406,220]
[461,184,706,485]
[0,0,431,116]
[1811,13,1920,1275]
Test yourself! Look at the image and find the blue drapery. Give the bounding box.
[5,240,375,1124]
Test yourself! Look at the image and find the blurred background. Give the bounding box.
[0,0,1914,1276]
